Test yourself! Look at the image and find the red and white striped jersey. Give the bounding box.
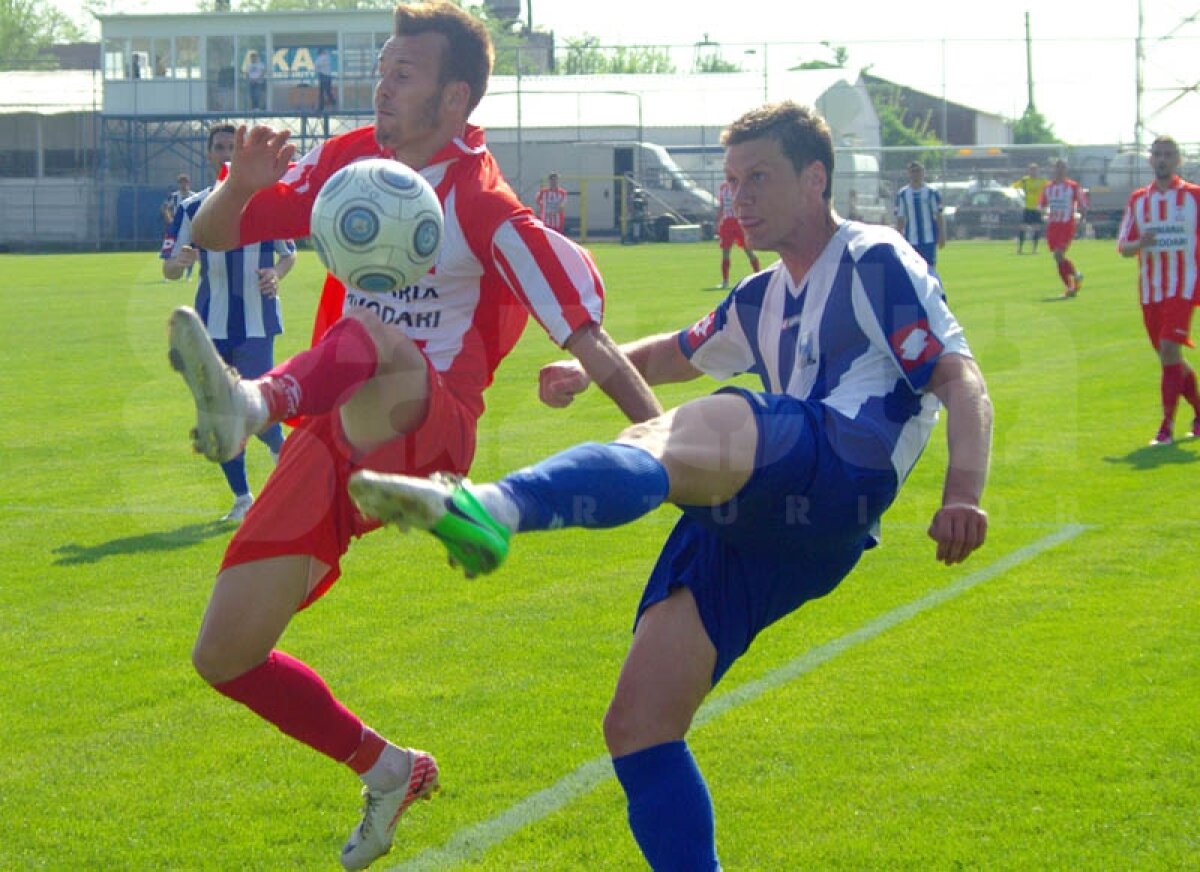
[1118,176,1200,305]
[1039,179,1088,224]
[535,185,568,231]
[237,125,604,420]
[718,181,736,222]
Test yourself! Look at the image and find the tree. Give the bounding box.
[791,42,848,71]
[1012,106,1060,144]
[694,54,741,74]
[560,35,674,75]
[867,82,943,170]
[0,0,88,69]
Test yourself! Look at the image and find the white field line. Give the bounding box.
[390,523,1090,871]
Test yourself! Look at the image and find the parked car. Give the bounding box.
[945,185,1024,240]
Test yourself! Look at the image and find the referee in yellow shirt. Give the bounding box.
[1013,162,1049,254]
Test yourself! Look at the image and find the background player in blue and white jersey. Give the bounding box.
[349,100,993,870]
[162,122,296,522]
[894,160,946,267]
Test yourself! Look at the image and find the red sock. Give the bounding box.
[214,650,368,766]
[1057,259,1074,288]
[1161,362,1185,421]
[255,317,378,421]
[749,255,761,271]
[721,259,730,284]
[1181,365,1200,413]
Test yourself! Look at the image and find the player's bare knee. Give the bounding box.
[191,636,233,685]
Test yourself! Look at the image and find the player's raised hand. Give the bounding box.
[927,502,987,565]
[538,360,591,408]
[227,124,296,193]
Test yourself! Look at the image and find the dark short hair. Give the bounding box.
[394,1,493,114]
[1151,135,1180,154]
[908,161,924,171]
[721,101,835,200]
[207,122,236,151]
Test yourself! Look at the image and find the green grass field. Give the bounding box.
[1,239,1196,870]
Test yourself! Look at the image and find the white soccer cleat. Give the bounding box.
[221,493,253,523]
[340,750,440,870]
[167,306,266,463]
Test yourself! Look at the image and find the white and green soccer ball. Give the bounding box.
[310,158,443,293]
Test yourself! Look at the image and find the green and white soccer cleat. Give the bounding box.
[349,471,510,578]
[167,306,266,463]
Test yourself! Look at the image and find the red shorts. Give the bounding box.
[1142,294,1197,350]
[718,217,746,249]
[1045,221,1076,253]
[221,363,477,608]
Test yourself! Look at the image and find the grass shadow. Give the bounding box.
[52,520,231,565]
[1102,439,1199,470]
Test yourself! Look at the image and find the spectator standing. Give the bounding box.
[246,51,267,111]
[315,47,336,112]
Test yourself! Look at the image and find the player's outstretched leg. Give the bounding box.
[351,442,671,578]
[341,749,440,871]
[349,472,511,578]
[168,306,268,463]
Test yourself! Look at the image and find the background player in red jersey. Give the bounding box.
[1118,135,1200,445]
[1039,159,1089,297]
[716,178,761,288]
[171,3,661,869]
[535,170,568,233]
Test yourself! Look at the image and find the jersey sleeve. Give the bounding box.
[677,289,756,379]
[159,204,187,259]
[856,242,969,393]
[488,212,605,346]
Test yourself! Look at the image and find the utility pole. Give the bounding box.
[1024,10,1035,112]
[1135,0,1144,150]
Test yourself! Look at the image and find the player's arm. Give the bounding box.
[558,323,665,423]
[925,352,992,565]
[540,331,700,411]
[162,245,197,280]
[193,125,296,251]
[1116,200,1151,257]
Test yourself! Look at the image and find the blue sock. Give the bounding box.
[219,452,249,497]
[612,741,720,871]
[257,423,285,454]
[498,442,669,533]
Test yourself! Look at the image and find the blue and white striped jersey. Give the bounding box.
[678,222,970,481]
[894,184,943,246]
[160,187,293,341]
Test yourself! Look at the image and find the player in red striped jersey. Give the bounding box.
[169,3,661,868]
[716,179,761,288]
[1039,159,1089,297]
[535,171,568,233]
[1118,135,1200,445]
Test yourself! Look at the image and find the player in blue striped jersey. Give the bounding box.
[162,123,296,522]
[894,160,946,267]
[349,101,992,870]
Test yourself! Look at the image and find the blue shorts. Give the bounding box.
[213,336,277,380]
[635,389,898,684]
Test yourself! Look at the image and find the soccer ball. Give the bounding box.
[310,158,443,293]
